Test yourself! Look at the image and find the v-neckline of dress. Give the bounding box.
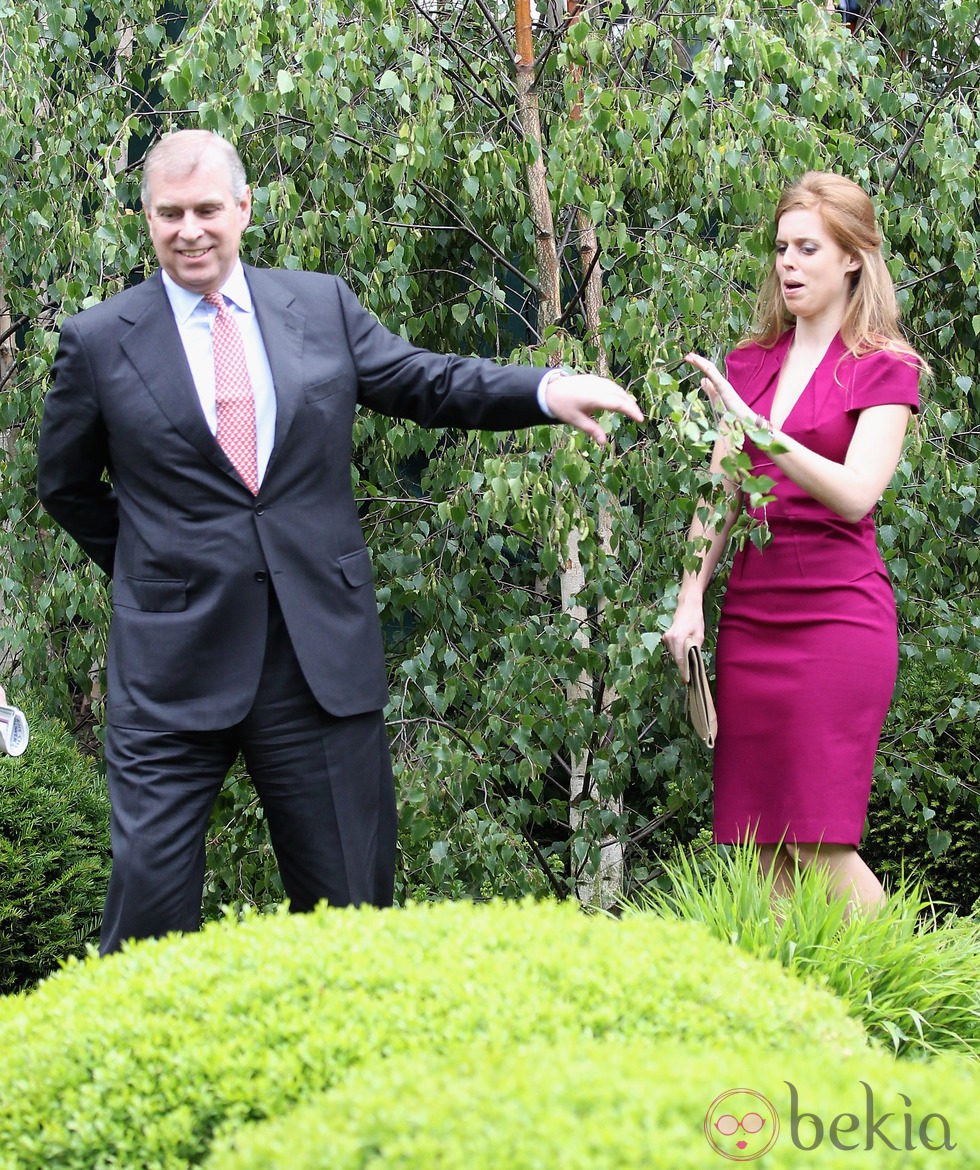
[768,329,846,432]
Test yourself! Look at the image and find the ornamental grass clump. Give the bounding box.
[629,845,980,1059]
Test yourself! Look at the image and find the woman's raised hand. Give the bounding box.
[685,352,755,426]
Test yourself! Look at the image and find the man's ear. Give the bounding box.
[239,185,253,226]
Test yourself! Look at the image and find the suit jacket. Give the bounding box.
[37,266,546,729]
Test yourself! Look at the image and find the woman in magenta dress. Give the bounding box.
[664,172,925,913]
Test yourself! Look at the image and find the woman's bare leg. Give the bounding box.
[787,842,885,916]
[757,843,797,899]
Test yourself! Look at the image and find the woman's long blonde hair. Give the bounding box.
[744,171,924,368]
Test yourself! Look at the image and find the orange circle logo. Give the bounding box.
[704,1088,780,1160]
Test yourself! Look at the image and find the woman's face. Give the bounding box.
[774,207,861,325]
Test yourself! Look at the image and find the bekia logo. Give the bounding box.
[705,1082,956,1160]
[704,1089,779,1161]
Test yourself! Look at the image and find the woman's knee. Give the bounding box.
[787,841,856,867]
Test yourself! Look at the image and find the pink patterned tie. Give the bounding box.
[204,292,259,494]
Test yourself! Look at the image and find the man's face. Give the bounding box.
[144,157,251,294]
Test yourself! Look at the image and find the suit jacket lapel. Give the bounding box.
[244,266,306,462]
[117,273,233,473]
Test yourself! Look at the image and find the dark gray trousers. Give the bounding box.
[100,591,396,954]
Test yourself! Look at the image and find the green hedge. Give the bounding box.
[206,1039,977,1170]
[867,655,980,915]
[0,900,867,1170]
[0,701,109,994]
[864,786,980,916]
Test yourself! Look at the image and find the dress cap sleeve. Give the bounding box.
[844,348,920,414]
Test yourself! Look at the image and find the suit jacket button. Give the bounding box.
[255,504,266,515]
[254,571,268,583]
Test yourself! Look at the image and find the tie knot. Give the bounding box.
[203,292,226,311]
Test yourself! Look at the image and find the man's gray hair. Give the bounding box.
[141,130,248,206]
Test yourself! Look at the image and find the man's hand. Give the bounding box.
[544,373,644,445]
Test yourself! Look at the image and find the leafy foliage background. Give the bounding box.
[1,0,977,906]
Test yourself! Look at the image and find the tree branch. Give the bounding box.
[884,13,980,195]
[0,315,28,349]
[282,118,542,298]
[472,0,517,64]
[408,0,521,133]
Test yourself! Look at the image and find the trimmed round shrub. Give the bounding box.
[0,701,109,994]
[0,899,867,1169]
[206,1038,979,1170]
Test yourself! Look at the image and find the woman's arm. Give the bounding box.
[662,432,742,680]
[686,352,912,524]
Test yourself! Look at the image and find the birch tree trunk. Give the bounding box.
[0,282,18,680]
[514,0,622,906]
[514,0,561,334]
[565,212,624,908]
[566,1,623,908]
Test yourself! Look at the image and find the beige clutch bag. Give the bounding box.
[685,641,717,749]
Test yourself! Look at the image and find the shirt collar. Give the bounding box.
[161,260,253,324]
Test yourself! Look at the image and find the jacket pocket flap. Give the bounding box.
[124,577,187,612]
[339,548,373,588]
[304,374,345,403]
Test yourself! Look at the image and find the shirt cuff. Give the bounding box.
[536,367,573,418]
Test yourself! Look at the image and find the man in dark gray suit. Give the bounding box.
[37,130,642,954]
